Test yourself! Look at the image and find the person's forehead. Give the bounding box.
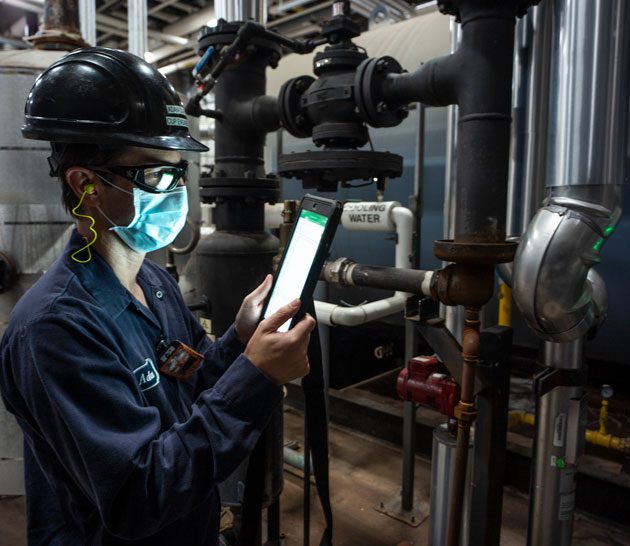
[114,147,181,165]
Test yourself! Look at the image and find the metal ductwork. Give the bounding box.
[512,0,630,342]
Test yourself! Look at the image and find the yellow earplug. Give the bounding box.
[84,183,95,194]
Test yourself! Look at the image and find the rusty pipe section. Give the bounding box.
[28,0,87,50]
[273,200,298,272]
[320,258,500,310]
[445,306,480,546]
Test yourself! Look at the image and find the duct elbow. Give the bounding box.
[513,192,619,342]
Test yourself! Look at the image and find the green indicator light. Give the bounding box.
[592,239,604,252]
[556,458,566,469]
[604,225,615,236]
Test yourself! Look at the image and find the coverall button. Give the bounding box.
[156,290,164,299]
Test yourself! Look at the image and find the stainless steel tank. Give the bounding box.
[0,49,67,495]
[429,423,473,546]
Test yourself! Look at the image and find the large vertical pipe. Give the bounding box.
[441,2,518,247]
[520,3,630,544]
[528,339,586,546]
[215,0,264,22]
[513,0,629,340]
[29,0,86,49]
[520,1,551,232]
[79,0,96,46]
[505,12,529,239]
[401,104,426,513]
[127,0,148,58]
[441,18,463,342]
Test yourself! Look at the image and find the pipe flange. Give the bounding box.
[278,150,403,191]
[199,176,280,203]
[197,20,282,57]
[355,56,409,128]
[279,76,315,138]
[434,240,518,265]
[438,0,540,21]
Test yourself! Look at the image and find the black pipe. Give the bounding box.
[348,264,432,295]
[320,259,434,296]
[469,326,513,546]
[213,65,276,187]
[382,1,521,244]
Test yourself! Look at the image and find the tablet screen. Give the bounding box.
[264,208,329,332]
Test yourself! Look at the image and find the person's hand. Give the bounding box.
[244,299,316,385]
[235,274,273,345]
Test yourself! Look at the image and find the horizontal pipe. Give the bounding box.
[508,411,630,454]
[321,259,434,296]
[315,293,407,327]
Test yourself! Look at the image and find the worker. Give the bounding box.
[0,47,315,545]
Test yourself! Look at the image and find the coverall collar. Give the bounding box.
[64,229,163,320]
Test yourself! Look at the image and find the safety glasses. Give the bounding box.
[92,160,189,193]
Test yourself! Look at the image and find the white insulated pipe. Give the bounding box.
[315,202,414,327]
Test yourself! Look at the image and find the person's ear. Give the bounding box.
[65,167,100,206]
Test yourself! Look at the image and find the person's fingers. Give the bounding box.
[288,313,316,341]
[260,299,300,332]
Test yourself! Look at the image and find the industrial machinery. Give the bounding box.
[1,0,629,545]
[171,0,630,544]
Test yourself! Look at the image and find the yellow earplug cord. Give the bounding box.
[70,185,98,264]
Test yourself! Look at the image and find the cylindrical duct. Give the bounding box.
[127,0,148,58]
[214,0,265,23]
[512,0,630,341]
[520,1,551,232]
[527,339,586,546]
[429,424,473,546]
[546,0,628,190]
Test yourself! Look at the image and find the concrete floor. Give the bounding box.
[1,407,629,545]
[279,408,630,546]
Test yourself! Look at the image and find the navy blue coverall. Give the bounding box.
[0,231,282,545]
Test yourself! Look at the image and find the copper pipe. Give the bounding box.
[272,200,298,272]
[446,306,480,546]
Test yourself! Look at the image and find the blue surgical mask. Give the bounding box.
[95,174,189,253]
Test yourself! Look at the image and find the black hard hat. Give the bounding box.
[22,47,208,152]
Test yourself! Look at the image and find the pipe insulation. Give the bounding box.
[512,0,630,342]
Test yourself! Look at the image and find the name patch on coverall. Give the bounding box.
[133,358,160,391]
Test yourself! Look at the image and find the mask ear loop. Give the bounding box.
[71,184,98,264]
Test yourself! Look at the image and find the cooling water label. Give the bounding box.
[341,201,399,232]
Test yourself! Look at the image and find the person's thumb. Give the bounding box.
[250,274,273,305]
[260,299,301,332]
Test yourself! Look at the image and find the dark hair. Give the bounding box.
[50,143,122,212]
